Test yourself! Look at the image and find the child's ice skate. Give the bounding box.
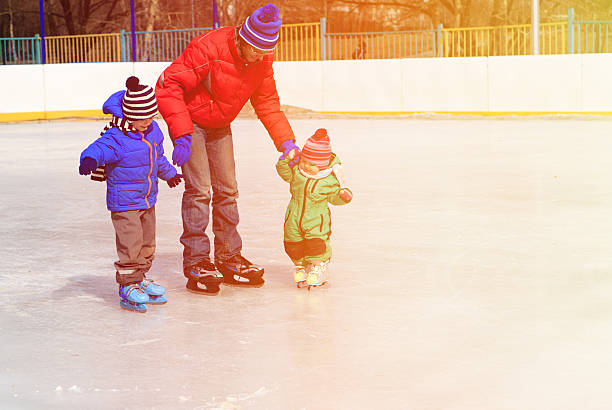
[293,264,308,288]
[118,284,149,313]
[306,261,330,290]
[140,278,167,304]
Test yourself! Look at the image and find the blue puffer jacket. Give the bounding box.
[80,90,178,212]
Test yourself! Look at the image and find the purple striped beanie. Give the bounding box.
[122,76,158,122]
[238,4,282,51]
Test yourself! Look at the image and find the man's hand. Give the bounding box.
[79,157,97,175]
[279,140,300,166]
[172,135,192,167]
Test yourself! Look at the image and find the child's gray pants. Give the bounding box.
[110,206,156,286]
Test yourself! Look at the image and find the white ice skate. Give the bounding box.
[294,264,308,288]
[306,261,329,290]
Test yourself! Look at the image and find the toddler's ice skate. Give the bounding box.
[293,264,308,288]
[306,261,330,290]
[140,278,167,304]
[118,284,149,313]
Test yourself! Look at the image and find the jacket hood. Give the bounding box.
[327,153,341,168]
[103,90,125,118]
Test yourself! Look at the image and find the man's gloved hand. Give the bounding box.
[279,139,300,166]
[79,157,98,175]
[167,173,183,188]
[172,134,192,167]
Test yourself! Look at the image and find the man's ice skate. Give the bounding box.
[118,283,149,313]
[294,264,308,288]
[306,261,330,290]
[184,259,223,296]
[216,255,265,287]
[140,278,167,304]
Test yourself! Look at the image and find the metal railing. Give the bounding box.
[276,22,320,61]
[325,28,440,60]
[1,36,40,64]
[121,27,212,62]
[569,9,612,53]
[45,33,120,63]
[439,22,567,57]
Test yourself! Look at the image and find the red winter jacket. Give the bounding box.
[155,26,294,150]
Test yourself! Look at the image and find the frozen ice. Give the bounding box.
[2,116,612,409]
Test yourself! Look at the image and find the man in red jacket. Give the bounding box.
[156,4,299,294]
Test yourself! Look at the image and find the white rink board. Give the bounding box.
[581,53,612,111]
[2,54,612,114]
[1,65,45,113]
[133,62,171,91]
[401,57,489,112]
[43,63,134,112]
[321,59,404,112]
[487,55,582,112]
[273,60,323,112]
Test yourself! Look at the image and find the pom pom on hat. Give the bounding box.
[239,4,282,51]
[301,128,332,169]
[126,76,145,92]
[122,76,158,121]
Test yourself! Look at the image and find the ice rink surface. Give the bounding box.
[3,116,612,409]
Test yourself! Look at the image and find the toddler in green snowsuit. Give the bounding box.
[276,128,353,288]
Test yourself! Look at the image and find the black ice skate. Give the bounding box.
[216,255,265,287]
[184,259,223,296]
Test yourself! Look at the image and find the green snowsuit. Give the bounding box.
[276,153,352,266]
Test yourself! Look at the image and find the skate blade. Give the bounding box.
[307,281,328,291]
[186,282,220,296]
[145,295,168,304]
[296,281,308,288]
[222,278,265,288]
[120,300,147,313]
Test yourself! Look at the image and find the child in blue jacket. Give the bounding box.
[79,76,182,313]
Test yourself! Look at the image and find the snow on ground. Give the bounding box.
[2,117,612,409]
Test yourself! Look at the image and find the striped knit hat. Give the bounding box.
[121,76,158,121]
[301,128,332,169]
[238,4,282,51]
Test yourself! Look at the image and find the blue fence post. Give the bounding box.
[437,24,443,57]
[34,34,41,64]
[568,8,574,54]
[39,0,46,64]
[320,17,326,61]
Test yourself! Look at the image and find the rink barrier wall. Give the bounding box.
[1,54,612,122]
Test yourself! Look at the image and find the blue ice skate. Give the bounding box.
[118,284,149,313]
[140,279,167,305]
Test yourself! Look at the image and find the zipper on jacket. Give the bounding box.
[319,214,324,232]
[141,132,154,209]
[310,180,319,193]
[298,179,310,233]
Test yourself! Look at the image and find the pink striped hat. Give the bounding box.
[301,128,332,169]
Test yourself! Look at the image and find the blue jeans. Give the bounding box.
[180,124,241,268]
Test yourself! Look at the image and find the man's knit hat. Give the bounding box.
[122,76,158,121]
[238,4,282,51]
[301,128,332,169]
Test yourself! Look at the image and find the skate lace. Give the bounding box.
[122,283,144,297]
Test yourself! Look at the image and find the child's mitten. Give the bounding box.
[79,157,98,175]
[167,173,184,188]
[280,139,300,166]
